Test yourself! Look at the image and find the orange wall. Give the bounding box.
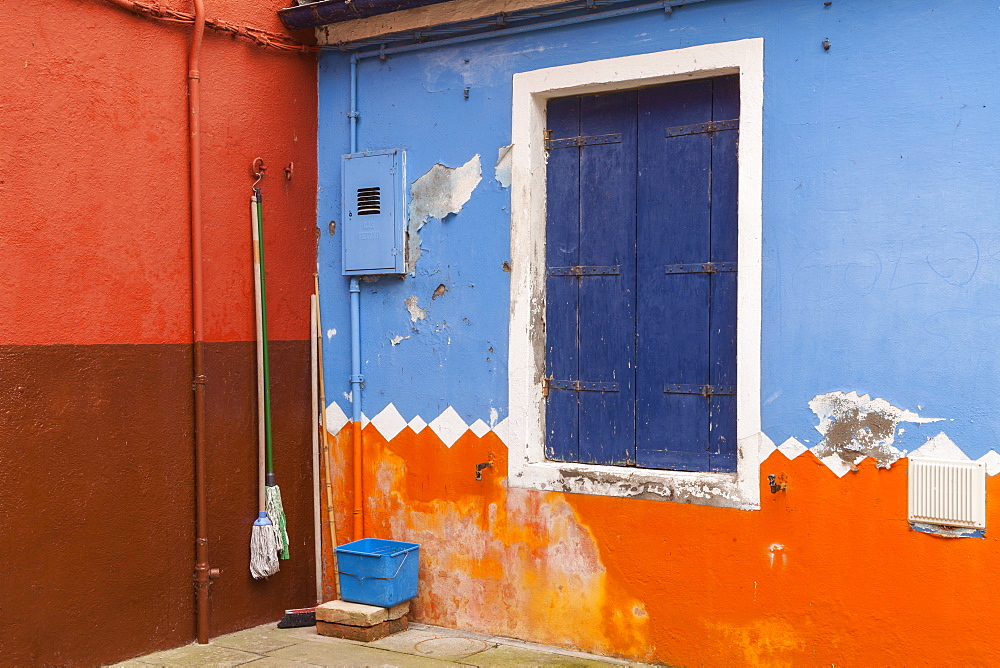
[3,1,319,664]
[3,0,316,346]
[325,423,1000,666]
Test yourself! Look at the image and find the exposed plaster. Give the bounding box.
[390,334,410,346]
[407,155,482,272]
[432,283,448,299]
[404,296,427,323]
[809,391,942,470]
[495,144,513,188]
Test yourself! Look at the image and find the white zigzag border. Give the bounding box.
[325,402,1000,478]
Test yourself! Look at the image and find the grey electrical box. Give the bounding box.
[341,149,406,276]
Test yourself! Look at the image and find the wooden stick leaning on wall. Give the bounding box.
[314,275,341,600]
[310,295,322,604]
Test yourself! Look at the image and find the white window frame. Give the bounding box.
[507,39,764,509]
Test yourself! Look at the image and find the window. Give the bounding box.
[507,40,763,508]
[543,77,739,473]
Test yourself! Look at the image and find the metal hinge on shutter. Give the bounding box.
[544,132,623,150]
[548,265,620,277]
[665,119,739,138]
[664,262,737,274]
[663,384,735,397]
[543,377,619,398]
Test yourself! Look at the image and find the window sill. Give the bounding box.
[506,434,765,510]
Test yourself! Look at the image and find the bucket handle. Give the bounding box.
[338,550,410,581]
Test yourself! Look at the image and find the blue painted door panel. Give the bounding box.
[545,76,737,472]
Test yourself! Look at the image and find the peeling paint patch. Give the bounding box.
[390,334,410,346]
[432,284,447,299]
[910,522,985,539]
[327,328,337,338]
[494,144,512,188]
[407,155,482,270]
[809,391,942,469]
[404,296,427,323]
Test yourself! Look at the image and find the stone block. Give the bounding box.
[315,600,386,626]
[386,600,410,621]
[316,616,408,642]
[389,615,408,634]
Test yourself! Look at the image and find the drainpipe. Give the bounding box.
[187,0,218,645]
[349,278,364,540]
[349,55,359,155]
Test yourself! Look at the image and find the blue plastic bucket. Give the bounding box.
[335,538,419,608]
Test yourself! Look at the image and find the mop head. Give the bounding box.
[265,484,290,560]
[250,512,280,579]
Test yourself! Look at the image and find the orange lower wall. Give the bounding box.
[323,422,1000,666]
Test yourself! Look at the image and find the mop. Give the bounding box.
[249,177,285,578]
[255,185,290,560]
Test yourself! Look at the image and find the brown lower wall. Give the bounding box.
[0,340,314,667]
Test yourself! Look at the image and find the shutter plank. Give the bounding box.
[578,90,637,465]
[544,97,581,462]
[636,81,714,471]
[709,76,739,472]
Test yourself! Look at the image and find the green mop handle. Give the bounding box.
[255,188,275,483]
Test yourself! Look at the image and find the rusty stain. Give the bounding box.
[768,473,787,494]
[432,284,447,300]
[502,261,511,272]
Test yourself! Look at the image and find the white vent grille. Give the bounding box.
[908,458,986,529]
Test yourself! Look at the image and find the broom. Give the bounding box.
[249,185,284,578]
[255,186,290,560]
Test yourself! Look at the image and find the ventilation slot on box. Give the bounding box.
[908,458,986,529]
[357,187,381,215]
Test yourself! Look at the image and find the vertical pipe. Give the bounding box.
[349,278,364,539]
[349,55,359,154]
[188,0,214,646]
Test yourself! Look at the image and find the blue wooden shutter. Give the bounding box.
[545,91,637,465]
[635,77,739,472]
[545,77,737,472]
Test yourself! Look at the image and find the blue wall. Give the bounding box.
[318,0,1000,457]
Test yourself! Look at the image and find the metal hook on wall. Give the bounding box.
[252,157,266,188]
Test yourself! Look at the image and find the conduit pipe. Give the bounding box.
[349,278,364,539]
[187,0,218,646]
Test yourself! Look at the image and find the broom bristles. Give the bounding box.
[265,484,290,560]
[250,512,280,579]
